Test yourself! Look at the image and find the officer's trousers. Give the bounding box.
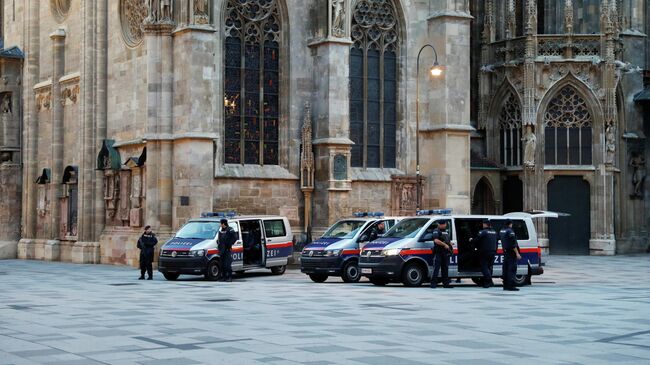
[220,249,232,279]
[502,255,518,288]
[139,253,153,278]
[430,252,450,287]
[479,251,495,285]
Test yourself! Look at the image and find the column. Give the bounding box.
[310,0,354,231]
[423,1,473,213]
[94,0,108,239]
[48,28,65,259]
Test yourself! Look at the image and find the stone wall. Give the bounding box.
[0,163,21,258]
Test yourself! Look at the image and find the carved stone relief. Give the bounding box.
[331,0,346,37]
[35,89,52,112]
[194,0,210,25]
[61,84,79,106]
[1,93,12,114]
[50,0,71,23]
[120,0,148,47]
[118,170,132,224]
[629,152,646,199]
[390,175,421,216]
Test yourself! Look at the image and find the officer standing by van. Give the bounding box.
[218,219,237,282]
[472,219,497,288]
[430,221,453,289]
[500,219,521,291]
[137,225,158,280]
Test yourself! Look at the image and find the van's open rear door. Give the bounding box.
[504,210,570,219]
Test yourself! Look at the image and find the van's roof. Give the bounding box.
[403,214,530,220]
[189,215,288,222]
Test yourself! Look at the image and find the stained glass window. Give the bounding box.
[350,0,399,168]
[544,85,593,165]
[498,92,522,166]
[224,0,281,165]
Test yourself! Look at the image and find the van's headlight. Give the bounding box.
[190,249,205,257]
[325,249,342,257]
[382,248,402,256]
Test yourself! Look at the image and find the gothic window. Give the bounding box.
[350,0,399,168]
[544,86,593,165]
[498,92,522,166]
[224,0,281,165]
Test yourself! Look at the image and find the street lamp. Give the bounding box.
[416,44,443,212]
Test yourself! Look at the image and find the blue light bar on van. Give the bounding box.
[353,211,385,218]
[416,209,452,216]
[200,211,237,218]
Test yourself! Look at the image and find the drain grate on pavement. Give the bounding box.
[109,283,140,286]
[203,298,236,302]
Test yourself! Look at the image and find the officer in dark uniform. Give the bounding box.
[137,225,158,280]
[499,219,521,291]
[430,221,453,289]
[366,221,386,242]
[218,219,237,282]
[472,219,498,288]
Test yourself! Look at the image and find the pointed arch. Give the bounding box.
[221,0,289,166]
[488,79,523,167]
[472,176,497,215]
[349,0,404,168]
[538,74,602,166]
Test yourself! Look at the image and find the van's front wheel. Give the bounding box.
[309,274,328,283]
[401,262,425,287]
[205,260,221,281]
[341,261,361,283]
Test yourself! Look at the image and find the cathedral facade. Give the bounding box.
[469,0,650,255]
[0,0,647,266]
[0,0,473,265]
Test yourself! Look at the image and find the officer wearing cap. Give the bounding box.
[499,219,521,291]
[218,218,237,282]
[430,221,453,289]
[472,219,498,288]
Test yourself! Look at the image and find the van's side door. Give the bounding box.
[262,219,290,266]
[229,221,244,271]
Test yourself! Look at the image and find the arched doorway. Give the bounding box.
[502,176,523,213]
[548,176,591,255]
[472,178,496,215]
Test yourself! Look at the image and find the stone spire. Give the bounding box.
[564,0,573,34]
[525,0,537,36]
[300,101,315,191]
[505,0,515,39]
[482,0,494,43]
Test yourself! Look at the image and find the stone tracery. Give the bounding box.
[120,0,148,47]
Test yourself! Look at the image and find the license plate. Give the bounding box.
[361,268,372,274]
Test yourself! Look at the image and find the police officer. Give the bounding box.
[472,219,498,288]
[367,221,386,242]
[218,218,237,282]
[137,225,158,280]
[430,221,453,289]
[499,219,521,291]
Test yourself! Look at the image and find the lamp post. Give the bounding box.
[415,44,443,212]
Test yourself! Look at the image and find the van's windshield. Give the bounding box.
[383,218,429,239]
[322,220,366,239]
[175,222,220,240]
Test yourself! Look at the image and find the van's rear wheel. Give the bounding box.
[163,273,180,281]
[205,260,221,281]
[369,277,389,286]
[309,274,328,283]
[341,261,361,283]
[402,262,425,287]
[271,265,286,275]
[513,274,529,287]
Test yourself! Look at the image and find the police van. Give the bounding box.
[358,210,557,287]
[158,213,293,281]
[300,213,402,283]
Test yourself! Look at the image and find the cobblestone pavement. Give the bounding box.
[1,255,649,365]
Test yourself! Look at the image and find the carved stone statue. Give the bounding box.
[522,126,536,167]
[1,94,11,114]
[332,0,345,37]
[161,0,173,21]
[630,152,646,199]
[605,123,616,165]
[194,0,209,24]
[147,0,160,22]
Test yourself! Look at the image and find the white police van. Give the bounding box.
[359,209,557,287]
[158,213,293,281]
[300,212,402,283]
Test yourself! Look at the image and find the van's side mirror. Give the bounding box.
[420,233,434,242]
